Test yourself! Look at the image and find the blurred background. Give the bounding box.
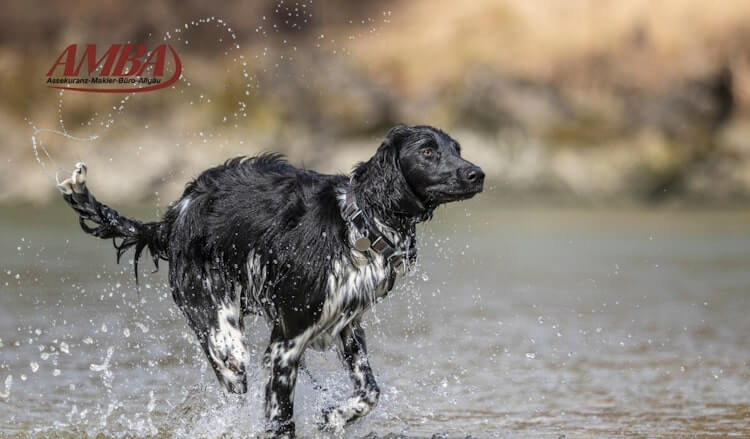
[2,0,750,204]
[2,1,750,438]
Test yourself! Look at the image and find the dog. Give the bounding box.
[57,124,484,437]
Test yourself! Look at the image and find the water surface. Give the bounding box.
[1,204,749,437]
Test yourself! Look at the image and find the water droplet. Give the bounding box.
[90,347,114,372]
[0,375,12,398]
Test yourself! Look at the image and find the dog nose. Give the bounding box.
[461,166,485,185]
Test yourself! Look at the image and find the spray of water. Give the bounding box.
[27,15,251,189]
[12,7,455,437]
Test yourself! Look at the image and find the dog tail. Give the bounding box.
[57,162,168,289]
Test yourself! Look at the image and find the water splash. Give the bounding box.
[29,124,99,184]
[27,16,252,186]
[13,9,421,438]
[90,346,114,372]
[0,375,12,399]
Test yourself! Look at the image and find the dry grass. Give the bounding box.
[347,0,750,94]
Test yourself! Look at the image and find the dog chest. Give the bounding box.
[306,256,390,350]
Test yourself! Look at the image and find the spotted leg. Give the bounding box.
[263,326,305,438]
[322,321,380,432]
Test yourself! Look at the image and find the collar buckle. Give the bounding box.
[353,236,372,252]
[343,184,415,276]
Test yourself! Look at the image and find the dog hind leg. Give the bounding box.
[171,269,250,394]
[206,299,249,394]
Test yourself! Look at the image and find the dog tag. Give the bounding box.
[354,237,371,252]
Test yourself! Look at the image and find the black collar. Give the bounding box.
[342,185,415,275]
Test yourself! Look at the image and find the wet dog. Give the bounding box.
[58,125,484,437]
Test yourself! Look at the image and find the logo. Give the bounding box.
[46,44,182,93]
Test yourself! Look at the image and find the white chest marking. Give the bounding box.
[309,191,413,350]
[242,188,414,351]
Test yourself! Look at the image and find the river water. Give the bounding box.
[1,203,749,438]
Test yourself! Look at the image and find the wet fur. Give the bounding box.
[58,125,483,437]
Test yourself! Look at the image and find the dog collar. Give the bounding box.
[342,186,415,275]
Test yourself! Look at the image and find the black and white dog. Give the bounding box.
[57,125,483,437]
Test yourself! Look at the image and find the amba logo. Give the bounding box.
[46,44,182,93]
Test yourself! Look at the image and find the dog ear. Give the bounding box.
[379,124,411,153]
[353,125,430,219]
[359,133,400,190]
[375,124,419,179]
[355,125,410,183]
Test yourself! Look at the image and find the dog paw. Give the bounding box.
[318,408,346,435]
[260,431,294,439]
[57,162,88,195]
[262,420,296,439]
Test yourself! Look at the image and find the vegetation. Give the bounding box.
[3,0,750,204]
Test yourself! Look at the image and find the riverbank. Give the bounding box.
[3,0,750,204]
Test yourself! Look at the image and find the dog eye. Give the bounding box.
[421,149,434,158]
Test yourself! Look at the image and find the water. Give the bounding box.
[1,203,749,437]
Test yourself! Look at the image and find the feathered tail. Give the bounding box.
[57,163,168,288]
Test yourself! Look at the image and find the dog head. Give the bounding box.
[354,125,484,221]
[391,125,484,206]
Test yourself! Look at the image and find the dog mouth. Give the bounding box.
[427,186,483,203]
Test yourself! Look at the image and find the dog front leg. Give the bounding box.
[263,331,303,438]
[322,321,380,431]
